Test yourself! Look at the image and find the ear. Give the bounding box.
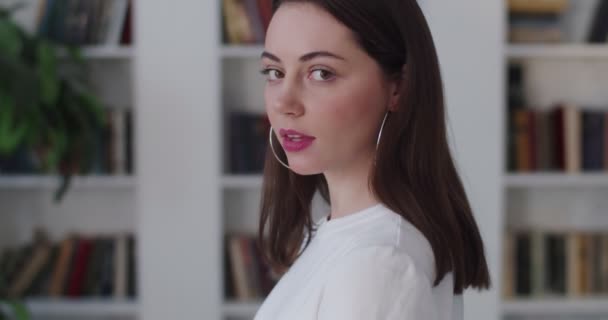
[387,65,406,112]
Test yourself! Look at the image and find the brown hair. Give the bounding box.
[258,0,491,294]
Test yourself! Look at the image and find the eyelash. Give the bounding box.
[259,68,282,79]
[259,67,335,82]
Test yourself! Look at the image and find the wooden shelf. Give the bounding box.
[222,300,262,318]
[24,298,137,317]
[222,174,263,189]
[507,44,608,59]
[502,297,608,316]
[58,46,133,59]
[221,45,264,59]
[0,175,135,189]
[504,173,608,188]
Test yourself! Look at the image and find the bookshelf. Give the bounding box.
[504,173,608,188]
[215,1,504,320]
[507,44,608,59]
[24,298,137,318]
[0,0,137,319]
[221,175,263,189]
[501,0,608,319]
[222,300,264,319]
[0,175,135,189]
[502,296,608,317]
[57,45,134,59]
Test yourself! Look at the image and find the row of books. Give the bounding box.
[36,0,132,46]
[91,108,135,176]
[507,104,608,173]
[503,229,608,298]
[0,230,136,299]
[224,234,279,301]
[507,0,608,43]
[228,111,270,174]
[0,108,134,176]
[222,0,272,44]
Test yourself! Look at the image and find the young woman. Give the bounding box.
[254,0,491,319]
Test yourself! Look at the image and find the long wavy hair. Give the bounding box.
[258,0,491,294]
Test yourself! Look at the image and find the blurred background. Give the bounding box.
[0,0,606,319]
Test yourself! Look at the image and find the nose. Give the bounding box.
[272,82,304,118]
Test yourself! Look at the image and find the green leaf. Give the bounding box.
[44,129,68,170]
[0,92,27,154]
[7,301,29,320]
[0,300,30,320]
[0,19,23,58]
[37,40,59,105]
[66,45,85,66]
[80,91,105,125]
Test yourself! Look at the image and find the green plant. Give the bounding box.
[0,2,105,202]
[0,300,28,320]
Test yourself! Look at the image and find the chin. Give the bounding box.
[285,158,324,176]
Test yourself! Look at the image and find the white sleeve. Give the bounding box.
[318,246,438,320]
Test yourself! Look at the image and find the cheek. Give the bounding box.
[264,86,278,124]
[317,82,385,134]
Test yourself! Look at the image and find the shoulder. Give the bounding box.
[344,205,436,280]
[319,245,438,319]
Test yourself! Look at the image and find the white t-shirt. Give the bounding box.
[254,203,463,320]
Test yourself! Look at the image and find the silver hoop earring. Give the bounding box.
[376,111,389,150]
[269,127,291,169]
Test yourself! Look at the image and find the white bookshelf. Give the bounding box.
[219,40,266,320]
[217,1,505,320]
[502,6,608,320]
[0,175,135,189]
[0,2,139,320]
[507,44,608,59]
[504,173,608,188]
[222,300,263,318]
[57,45,133,59]
[24,299,137,317]
[221,174,263,189]
[502,297,608,317]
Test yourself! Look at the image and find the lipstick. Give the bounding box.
[279,128,315,152]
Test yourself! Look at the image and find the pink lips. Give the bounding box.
[279,128,316,152]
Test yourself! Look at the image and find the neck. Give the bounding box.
[323,152,380,220]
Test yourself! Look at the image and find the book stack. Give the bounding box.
[221,0,272,44]
[229,111,270,174]
[508,0,568,43]
[503,229,608,298]
[36,0,132,46]
[0,230,137,300]
[224,234,279,301]
[507,104,608,173]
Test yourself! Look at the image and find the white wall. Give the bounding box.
[424,1,504,319]
[135,0,222,319]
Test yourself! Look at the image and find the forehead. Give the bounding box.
[264,3,358,58]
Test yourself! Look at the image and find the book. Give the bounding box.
[48,236,75,297]
[582,110,605,170]
[7,240,52,298]
[505,230,608,298]
[588,0,608,43]
[508,0,568,14]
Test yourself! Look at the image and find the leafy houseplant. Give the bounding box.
[0,300,28,320]
[0,3,105,202]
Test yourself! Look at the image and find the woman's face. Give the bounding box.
[261,3,397,175]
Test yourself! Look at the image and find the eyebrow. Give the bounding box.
[260,50,346,63]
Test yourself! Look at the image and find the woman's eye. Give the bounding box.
[310,69,335,81]
[260,68,283,81]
